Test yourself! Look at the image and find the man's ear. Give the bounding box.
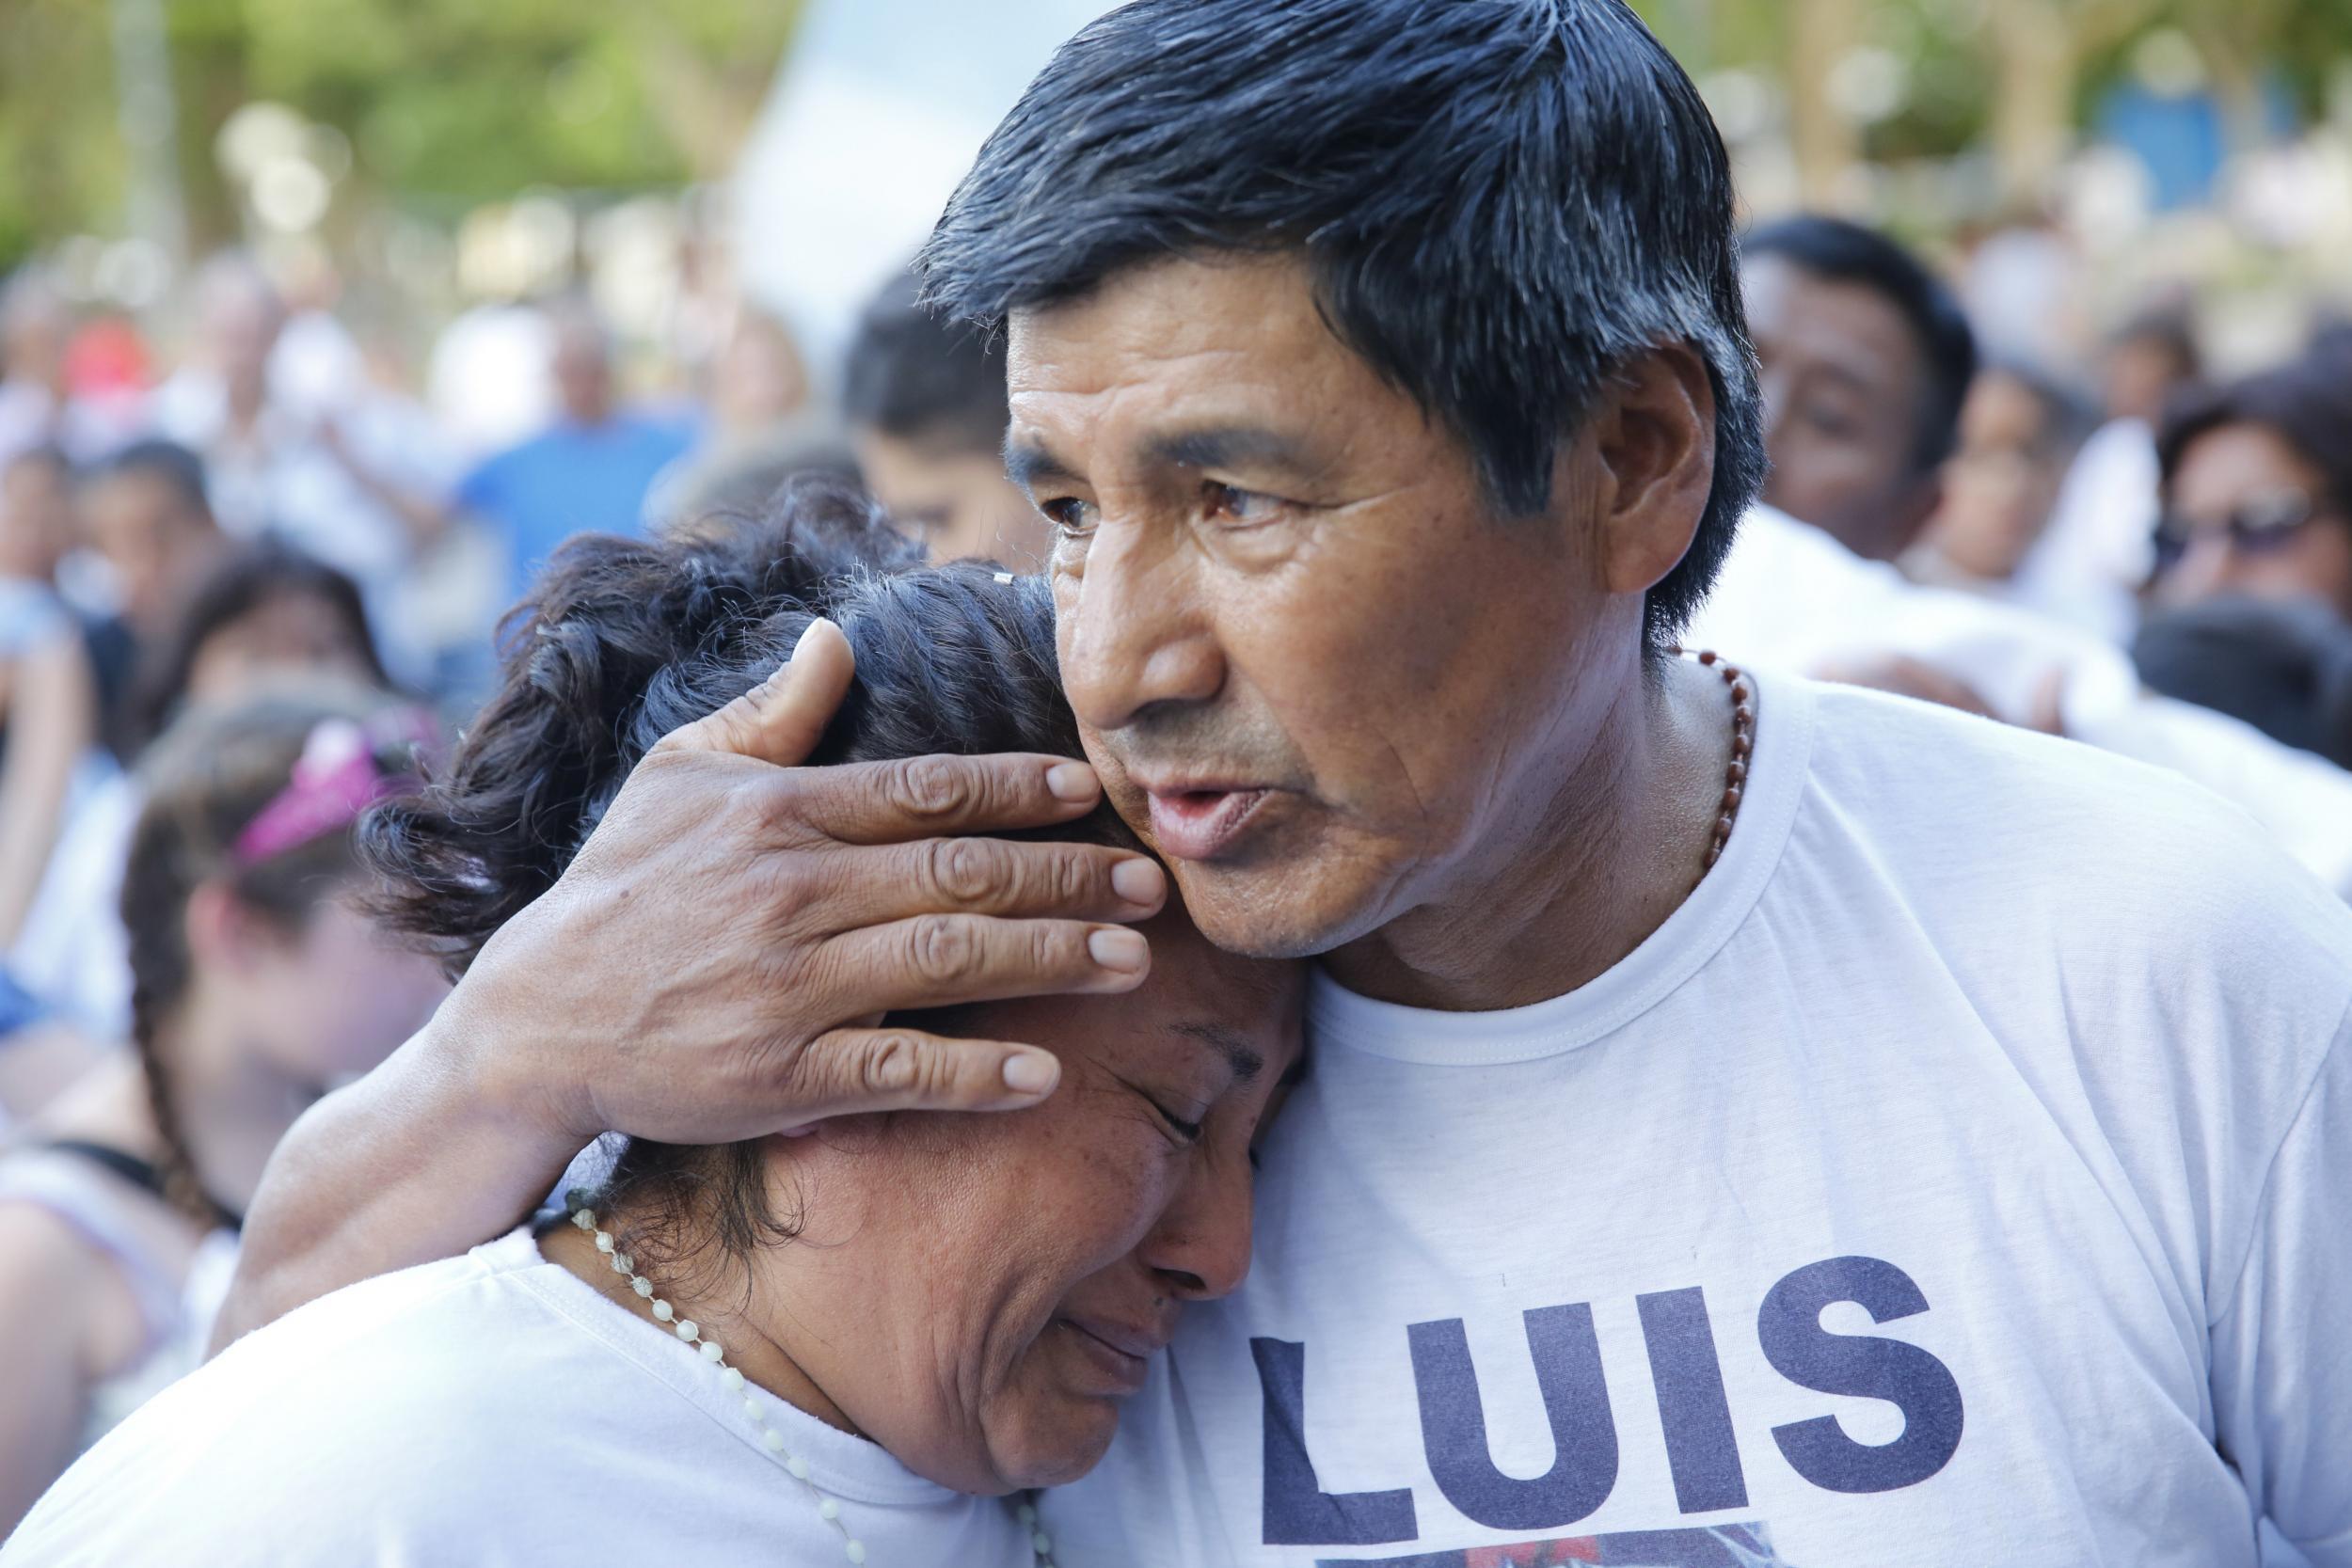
[1589,342,1718,599]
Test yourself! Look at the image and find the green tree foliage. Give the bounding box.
[0,0,803,270]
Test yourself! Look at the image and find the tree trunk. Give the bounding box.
[1787,0,1862,205]
[1986,0,2079,208]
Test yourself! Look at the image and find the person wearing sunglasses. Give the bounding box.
[2153,348,2352,624]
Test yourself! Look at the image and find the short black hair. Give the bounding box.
[918,0,1765,648]
[1743,215,1979,473]
[88,438,212,517]
[842,270,1009,455]
[2156,348,2352,520]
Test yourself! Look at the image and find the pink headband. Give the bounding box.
[230,715,426,868]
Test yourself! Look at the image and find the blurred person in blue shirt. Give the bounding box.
[455,299,697,608]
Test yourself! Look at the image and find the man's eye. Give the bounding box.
[1801,403,1863,439]
[1039,497,1097,535]
[1203,481,1282,525]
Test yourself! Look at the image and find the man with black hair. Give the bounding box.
[843,272,1050,568]
[78,440,228,645]
[1742,215,1979,562]
[230,3,2352,1564]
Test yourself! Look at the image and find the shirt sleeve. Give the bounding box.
[2208,996,2352,1565]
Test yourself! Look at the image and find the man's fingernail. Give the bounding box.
[1002,1052,1059,1095]
[792,618,834,657]
[1046,762,1098,802]
[1110,858,1165,906]
[1088,928,1149,974]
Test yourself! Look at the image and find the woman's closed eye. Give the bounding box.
[1146,1097,1205,1144]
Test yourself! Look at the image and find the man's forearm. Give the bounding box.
[212,1015,584,1352]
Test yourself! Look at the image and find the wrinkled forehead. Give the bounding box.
[1002,256,1398,460]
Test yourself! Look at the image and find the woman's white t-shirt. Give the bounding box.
[2,1228,1038,1566]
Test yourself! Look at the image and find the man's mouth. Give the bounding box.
[1142,786,1274,862]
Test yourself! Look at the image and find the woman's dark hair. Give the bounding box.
[122,683,416,1226]
[125,545,389,757]
[360,477,1119,1274]
[2156,349,2352,523]
[918,0,1765,652]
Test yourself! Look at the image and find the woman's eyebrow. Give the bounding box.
[1170,1020,1263,1085]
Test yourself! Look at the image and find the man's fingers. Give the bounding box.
[821,913,1152,1017]
[652,619,856,765]
[843,836,1166,925]
[785,1025,1065,1120]
[772,749,1106,845]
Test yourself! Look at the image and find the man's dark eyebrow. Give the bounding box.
[1172,1021,1264,1085]
[1004,437,1080,496]
[1150,426,1319,478]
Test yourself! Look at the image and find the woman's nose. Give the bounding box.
[1141,1153,1254,1302]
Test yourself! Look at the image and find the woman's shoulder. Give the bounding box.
[3,1233,628,1560]
[4,1231,1028,1567]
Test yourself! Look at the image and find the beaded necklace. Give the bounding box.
[568,1206,1061,1567]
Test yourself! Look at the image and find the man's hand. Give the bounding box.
[437,617,1168,1148]
[218,617,1167,1346]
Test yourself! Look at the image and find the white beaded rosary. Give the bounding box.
[570,1205,1061,1567]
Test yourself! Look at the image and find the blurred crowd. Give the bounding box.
[1,202,2350,1524]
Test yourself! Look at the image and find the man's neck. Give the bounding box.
[1321,655,1736,1013]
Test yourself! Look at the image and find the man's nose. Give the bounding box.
[1141,1151,1254,1303]
[1058,523,1225,733]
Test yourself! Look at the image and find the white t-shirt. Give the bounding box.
[1047,676,2352,1566]
[1692,504,2352,897]
[2,1228,1038,1566]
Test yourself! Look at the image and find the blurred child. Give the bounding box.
[0,685,448,1532]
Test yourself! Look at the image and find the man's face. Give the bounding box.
[551,322,614,426]
[852,430,1055,571]
[1745,254,1939,561]
[84,472,218,633]
[1007,255,1640,958]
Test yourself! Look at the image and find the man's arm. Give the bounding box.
[212,1010,582,1348]
[2208,1006,2352,1564]
[219,621,1167,1343]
